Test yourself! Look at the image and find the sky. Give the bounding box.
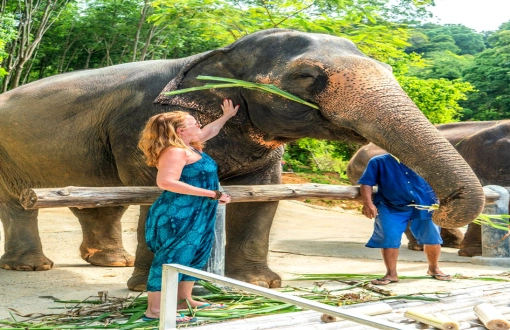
[427,0,510,32]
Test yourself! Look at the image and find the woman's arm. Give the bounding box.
[156,147,231,203]
[156,148,218,198]
[199,99,239,142]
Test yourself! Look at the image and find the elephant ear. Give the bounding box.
[154,48,232,110]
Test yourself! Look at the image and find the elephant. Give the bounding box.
[0,29,485,291]
[346,120,510,256]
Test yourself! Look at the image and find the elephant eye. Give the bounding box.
[292,72,316,80]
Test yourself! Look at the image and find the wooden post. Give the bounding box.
[204,184,226,276]
[481,185,510,258]
[472,185,510,268]
[19,184,363,209]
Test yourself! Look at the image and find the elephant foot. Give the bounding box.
[407,242,423,251]
[127,268,148,292]
[80,245,135,267]
[442,241,462,249]
[440,228,463,249]
[0,254,54,271]
[458,246,482,257]
[226,266,282,288]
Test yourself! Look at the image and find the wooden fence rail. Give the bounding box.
[20,185,504,210]
[20,184,363,209]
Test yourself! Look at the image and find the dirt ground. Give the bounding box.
[1,196,509,322]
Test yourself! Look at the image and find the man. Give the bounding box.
[358,153,452,285]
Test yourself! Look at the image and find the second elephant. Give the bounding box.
[347,120,510,256]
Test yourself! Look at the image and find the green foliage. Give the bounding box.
[406,23,485,55]
[474,214,510,232]
[407,50,474,80]
[284,138,360,180]
[460,23,510,120]
[0,13,16,77]
[397,75,475,123]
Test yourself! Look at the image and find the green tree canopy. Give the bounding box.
[461,21,510,120]
[407,50,474,80]
[0,13,16,78]
[398,76,474,123]
[406,23,485,55]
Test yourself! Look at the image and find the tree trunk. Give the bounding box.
[57,24,77,73]
[140,25,156,60]
[132,0,151,62]
[64,47,79,72]
[8,0,71,89]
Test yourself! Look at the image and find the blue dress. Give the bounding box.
[145,150,219,292]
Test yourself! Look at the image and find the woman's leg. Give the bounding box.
[145,291,161,318]
[145,290,195,321]
[177,281,210,309]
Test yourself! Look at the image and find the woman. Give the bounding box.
[138,99,239,322]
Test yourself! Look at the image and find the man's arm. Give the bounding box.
[360,184,378,219]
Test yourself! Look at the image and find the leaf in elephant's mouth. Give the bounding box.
[163,75,319,110]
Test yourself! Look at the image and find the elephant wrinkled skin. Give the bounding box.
[0,29,484,291]
[347,120,510,256]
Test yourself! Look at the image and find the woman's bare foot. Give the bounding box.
[177,313,195,322]
[144,311,159,319]
[176,299,209,310]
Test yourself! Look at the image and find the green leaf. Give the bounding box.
[163,75,319,109]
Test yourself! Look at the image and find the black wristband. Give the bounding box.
[208,190,222,200]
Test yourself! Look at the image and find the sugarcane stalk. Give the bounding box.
[163,75,319,109]
[321,303,392,323]
[473,303,510,330]
[340,280,397,296]
[404,309,460,330]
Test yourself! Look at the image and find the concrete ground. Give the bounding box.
[0,201,508,321]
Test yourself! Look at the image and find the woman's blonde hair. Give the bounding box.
[138,111,203,167]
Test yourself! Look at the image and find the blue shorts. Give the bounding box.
[366,210,442,249]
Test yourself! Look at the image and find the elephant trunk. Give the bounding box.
[368,110,484,229]
[319,64,485,228]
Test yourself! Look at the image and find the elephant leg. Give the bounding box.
[0,200,54,270]
[440,228,463,248]
[225,201,281,288]
[404,223,423,251]
[458,223,482,257]
[127,206,152,292]
[69,206,134,267]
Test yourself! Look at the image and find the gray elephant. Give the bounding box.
[0,29,485,291]
[347,120,510,256]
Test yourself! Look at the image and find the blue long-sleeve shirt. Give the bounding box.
[357,154,438,220]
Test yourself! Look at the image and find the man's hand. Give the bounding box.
[361,202,378,219]
[360,184,378,219]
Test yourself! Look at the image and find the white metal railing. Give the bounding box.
[160,264,412,330]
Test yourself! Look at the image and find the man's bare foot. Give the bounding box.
[427,271,452,281]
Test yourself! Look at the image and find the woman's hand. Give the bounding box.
[198,99,239,142]
[220,99,239,118]
[218,191,231,204]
